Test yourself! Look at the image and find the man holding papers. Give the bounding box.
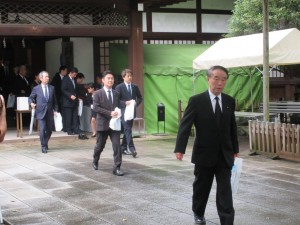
[115,69,143,158]
[92,70,125,176]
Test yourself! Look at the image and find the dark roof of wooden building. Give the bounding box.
[4,0,192,12]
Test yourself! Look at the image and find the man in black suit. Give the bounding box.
[174,65,239,225]
[92,70,125,176]
[14,65,31,125]
[51,66,68,131]
[61,67,79,135]
[15,65,31,97]
[29,71,58,153]
[115,69,142,157]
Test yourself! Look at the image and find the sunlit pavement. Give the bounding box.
[0,133,300,225]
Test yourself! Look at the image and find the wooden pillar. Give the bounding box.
[93,37,100,81]
[128,9,144,117]
[195,0,202,44]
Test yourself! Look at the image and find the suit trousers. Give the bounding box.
[61,107,66,132]
[58,99,66,132]
[63,106,79,133]
[193,157,234,225]
[121,118,135,151]
[38,115,53,148]
[93,129,122,170]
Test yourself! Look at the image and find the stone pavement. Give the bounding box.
[0,134,300,225]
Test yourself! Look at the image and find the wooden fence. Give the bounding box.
[249,120,300,162]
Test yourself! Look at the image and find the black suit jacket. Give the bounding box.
[93,88,125,131]
[15,74,31,97]
[61,75,78,108]
[115,82,142,116]
[174,91,239,168]
[51,73,63,108]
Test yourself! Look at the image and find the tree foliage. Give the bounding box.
[227,0,300,37]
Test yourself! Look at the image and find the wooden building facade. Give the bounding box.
[2,0,297,114]
[0,0,233,120]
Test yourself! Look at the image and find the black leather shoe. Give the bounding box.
[45,145,49,150]
[92,162,98,170]
[42,147,47,154]
[78,133,89,139]
[131,151,137,158]
[194,214,206,225]
[122,149,132,155]
[113,169,124,176]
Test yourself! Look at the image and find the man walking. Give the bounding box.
[174,65,239,225]
[115,69,142,157]
[92,70,125,176]
[29,71,58,153]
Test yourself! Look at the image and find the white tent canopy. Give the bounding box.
[193,28,300,70]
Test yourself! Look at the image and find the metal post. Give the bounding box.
[0,205,3,223]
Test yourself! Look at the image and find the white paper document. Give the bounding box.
[124,100,135,121]
[54,112,63,131]
[231,157,243,195]
[109,107,121,131]
[17,97,29,110]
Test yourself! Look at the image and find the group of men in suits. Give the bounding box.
[27,64,238,223]
[92,69,142,176]
[51,66,82,135]
[28,67,142,177]
[28,66,81,153]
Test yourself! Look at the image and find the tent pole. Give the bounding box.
[250,71,254,112]
[262,0,270,121]
[242,67,255,112]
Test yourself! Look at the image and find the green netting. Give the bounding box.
[110,44,263,134]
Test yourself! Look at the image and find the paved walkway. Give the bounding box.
[0,133,300,225]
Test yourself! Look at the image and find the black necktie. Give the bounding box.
[215,96,222,126]
[108,90,113,105]
[72,78,75,88]
[127,84,132,97]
